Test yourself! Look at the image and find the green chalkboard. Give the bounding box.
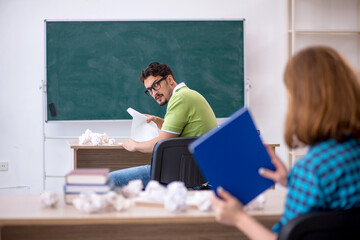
[45,20,244,121]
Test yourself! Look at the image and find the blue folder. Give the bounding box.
[189,107,275,205]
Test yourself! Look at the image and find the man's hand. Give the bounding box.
[144,114,164,129]
[121,139,138,152]
[121,131,178,153]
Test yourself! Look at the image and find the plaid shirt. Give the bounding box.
[273,137,360,233]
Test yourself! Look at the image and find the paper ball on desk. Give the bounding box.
[105,191,132,211]
[73,192,108,213]
[108,138,116,145]
[78,129,110,146]
[192,191,213,212]
[105,191,118,203]
[79,129,92,145]
[243,194,265,211]
[40,191,58,207]
[100,133,109,144]
[142,180,167,202]
[90,134,102,146]
[164,181,188,212]
[121,179,143,198]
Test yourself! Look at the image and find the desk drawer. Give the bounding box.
[76,149,151,172]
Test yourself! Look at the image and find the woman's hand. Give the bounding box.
[211,187,245,226]
[144,114,164,129]
[259,145,288,187]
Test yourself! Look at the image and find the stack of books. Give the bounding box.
[64,168,114,204]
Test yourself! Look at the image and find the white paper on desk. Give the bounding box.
[127,107,160,142]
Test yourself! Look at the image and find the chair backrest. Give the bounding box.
[278,208,360,240]
[150,137,206,188]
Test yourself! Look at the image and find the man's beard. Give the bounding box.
[155,93,168,106]
[158,99,168,106]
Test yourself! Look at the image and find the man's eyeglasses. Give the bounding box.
[144,75,168,96]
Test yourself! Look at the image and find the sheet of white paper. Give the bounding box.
[127,107,160,142]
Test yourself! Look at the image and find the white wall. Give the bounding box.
[0,0,288,194]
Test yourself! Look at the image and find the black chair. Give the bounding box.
[278,208,360,240]
[150,137,206,188]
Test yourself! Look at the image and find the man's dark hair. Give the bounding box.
[139,62,175,83]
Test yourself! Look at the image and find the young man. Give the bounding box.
[110,62,217,187]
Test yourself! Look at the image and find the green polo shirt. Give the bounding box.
[162,85,217,137]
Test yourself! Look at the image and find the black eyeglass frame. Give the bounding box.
[144,75,168,96]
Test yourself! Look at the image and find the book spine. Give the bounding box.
[63,181,114,194]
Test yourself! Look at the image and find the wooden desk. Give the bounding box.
[68,140,280,173]
[0,189,286,240]
[68,140,152,172]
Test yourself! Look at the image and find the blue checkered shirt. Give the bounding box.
[273,137,360,233]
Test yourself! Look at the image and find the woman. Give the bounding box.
[211,46,360,240]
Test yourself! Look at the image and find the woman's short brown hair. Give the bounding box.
[284,46,360,148]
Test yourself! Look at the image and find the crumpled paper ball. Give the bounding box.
[91,133,102,146]
[192,190,213,212]
[164,181,188,212]
[105,191,132,211]
[141,180,167,202]
[40,191,58,207]
[100,133,109,144]
[73,192,108,213]
[79,129,92,145]
[108,138,116,145]
[244,194,265,211]
[121,179,143,198]
[79,129,110,146]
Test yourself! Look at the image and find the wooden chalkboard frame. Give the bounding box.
[44,19,246,121]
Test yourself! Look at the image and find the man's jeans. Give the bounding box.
[109,165,151,188]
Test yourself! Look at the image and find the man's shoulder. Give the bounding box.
[168,88,208,110]
[174,87,204,99]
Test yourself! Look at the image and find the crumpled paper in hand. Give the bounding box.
[127,108,160,142]
[40,191,58,207]
[164,181,188,212]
